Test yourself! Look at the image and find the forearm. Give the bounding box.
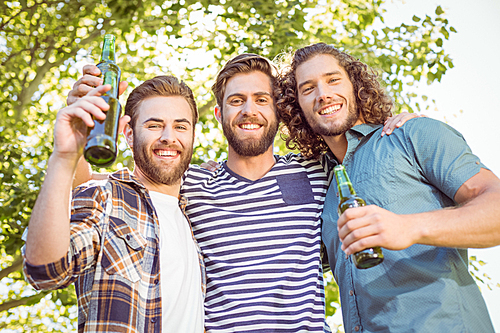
[414,171,500,248]
[73,156,93,188]
[25,154,77,265]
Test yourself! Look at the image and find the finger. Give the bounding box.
[118,81,128,96]
[75,74,104,90]
[381,113,404,136]
[82,64,101,76]
[394,112,419,128]
[86,84,112,98]
[338,210,372,241]
[207,160,221,169]
[77,97,110,119]
[59,103,101,128]
[337,206,365,230]
[343,235,381,255]
[67,76,104,106]
[200,162,217,172]
[118,115,131,133]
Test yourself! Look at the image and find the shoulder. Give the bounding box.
[184,164,217,180]
[275,153,327,177]
[72,179,110,198]
[400,117,464,139]
[277,152,319,165]
[72,176,139,206]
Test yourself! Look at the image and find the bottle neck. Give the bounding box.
[335,167,357,199]
[100,36,116,63]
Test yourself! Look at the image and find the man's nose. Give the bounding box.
[160,128,177,144]
[241,101,257,116]
[316,82,333,104]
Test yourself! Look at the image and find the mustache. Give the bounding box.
[234,116,266,126]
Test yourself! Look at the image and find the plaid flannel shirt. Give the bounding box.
[23,169,206,333]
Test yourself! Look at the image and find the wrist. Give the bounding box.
[47,152,81,175]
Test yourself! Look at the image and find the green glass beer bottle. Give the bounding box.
[334,165,384,269]
[83,34,122,167]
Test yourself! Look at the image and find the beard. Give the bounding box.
[306,96,359,137]
[222,115,279,157]
[132,133,192,186]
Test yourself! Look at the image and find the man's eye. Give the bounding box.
[230,99,243,104]
[257,98,268,103]
[329,78,339,83]
[148,124,161,129]
[302,86,313,94]
[176,125,187,130]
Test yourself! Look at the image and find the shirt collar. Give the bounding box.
[323,123,383,166]
[110,168,187,208]
[109,168,147,189]
[349,123,383,137]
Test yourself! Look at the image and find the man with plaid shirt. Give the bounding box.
[23,76,206,332]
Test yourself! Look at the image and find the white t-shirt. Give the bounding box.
[149,191,204,333]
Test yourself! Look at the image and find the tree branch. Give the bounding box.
[0,257,23,280]
[0,291,51,312]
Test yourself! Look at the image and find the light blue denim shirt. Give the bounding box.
[321,118,494,333]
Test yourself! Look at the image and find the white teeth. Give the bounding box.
[319,104,341,115]
[156,150,177,157]
[240,124,260,130]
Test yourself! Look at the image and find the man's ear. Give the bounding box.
[214,105,222,124]
[124,124,134,148]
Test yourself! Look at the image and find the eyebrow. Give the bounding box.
[226,91,272,100]
[298,70,343,90]
[143,117,192,126]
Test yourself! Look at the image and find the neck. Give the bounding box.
[323,117,366,163]
[323,134,348,163]
[133,168,181,198]
[226,145,276,181]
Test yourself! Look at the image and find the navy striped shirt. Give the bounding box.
[181,153,332,332]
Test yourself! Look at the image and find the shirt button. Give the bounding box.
[349,290,354,296]
[154,279,159,285]
[126,235,131,241]
[345,254,349,259]
[354,325,360,331]
[476,161,480,165]
[151,318,157,323]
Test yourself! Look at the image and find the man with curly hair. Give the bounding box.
[278,42,499,332]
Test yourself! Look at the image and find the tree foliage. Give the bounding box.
[1,0,456,330]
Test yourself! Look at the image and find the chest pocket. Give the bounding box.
[276,172,315,205]
[349,149,397,207]
[102,216,147,283]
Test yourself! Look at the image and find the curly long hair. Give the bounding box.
[277,43,394,159]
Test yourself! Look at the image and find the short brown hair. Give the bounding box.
[278,43,394,159]
[212,54,278,111]
[125,75,198,130]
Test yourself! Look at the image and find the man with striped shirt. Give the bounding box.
[181,54,332,332]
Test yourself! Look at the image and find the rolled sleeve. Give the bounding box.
[23,185,107,290]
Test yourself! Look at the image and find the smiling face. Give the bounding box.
[296,54,362,138]
[129,96,194,186]
[216,71,278,157]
